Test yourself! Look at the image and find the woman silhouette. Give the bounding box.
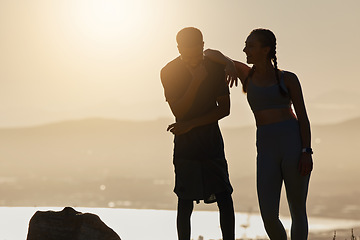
[205,28,313,240]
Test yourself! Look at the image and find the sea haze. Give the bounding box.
[0,118,359,220]
[1,207,360,240]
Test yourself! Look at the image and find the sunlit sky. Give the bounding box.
[1,0,360,127]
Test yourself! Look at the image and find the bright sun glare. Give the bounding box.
[73,0,145,41]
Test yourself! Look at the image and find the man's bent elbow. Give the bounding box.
[225,108,230,117]
[220,107,230,119]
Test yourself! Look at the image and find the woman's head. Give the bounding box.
[243,28,277,65]
[242,29,285,95]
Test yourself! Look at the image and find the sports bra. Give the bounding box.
[246,71,291,112]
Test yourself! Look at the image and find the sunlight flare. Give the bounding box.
[73,0,146,40]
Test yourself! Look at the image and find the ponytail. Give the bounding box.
[272,52,286,96]
[247,28,287,96]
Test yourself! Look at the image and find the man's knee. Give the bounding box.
[215,192,233,209]
[177,198,194,215]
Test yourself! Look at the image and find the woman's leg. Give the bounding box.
[177,198,194,240]
[283,172,310,240]
[257,154,287,240]
[256,125,287,240]
[215,191,235,240]
[282,122,310,240]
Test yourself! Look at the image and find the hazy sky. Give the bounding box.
[1,0,360,127]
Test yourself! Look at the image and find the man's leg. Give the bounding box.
[215,191,235,240]
[177,198,194,240]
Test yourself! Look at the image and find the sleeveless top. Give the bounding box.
[247,71,291,112]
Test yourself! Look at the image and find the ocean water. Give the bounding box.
[1,207,360,240]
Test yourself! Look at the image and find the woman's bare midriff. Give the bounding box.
[254,108,297,126]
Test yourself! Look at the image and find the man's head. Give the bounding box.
[176,27,204,68]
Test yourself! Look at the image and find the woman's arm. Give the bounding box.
[286,71,313,176]
[204,49,250,87]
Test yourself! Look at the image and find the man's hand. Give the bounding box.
[298,153,313,176]
[167,121,193,135]
[187,63,208,84]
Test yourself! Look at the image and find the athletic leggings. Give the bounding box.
[177,191,235,240]
[256,119,310,240]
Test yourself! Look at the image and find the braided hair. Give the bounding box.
[242,29,287,96]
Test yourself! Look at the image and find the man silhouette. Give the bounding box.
[160,27,235,240]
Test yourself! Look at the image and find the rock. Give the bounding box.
[26,207,121,240]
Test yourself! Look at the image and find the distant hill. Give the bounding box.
[0,117,359,219]
[306,89,360,125]
[0,118,175,179]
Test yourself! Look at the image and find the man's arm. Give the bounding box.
[161,63,208,120]
[167,94,230,135]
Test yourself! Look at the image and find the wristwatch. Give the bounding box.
[302,147,313,154]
